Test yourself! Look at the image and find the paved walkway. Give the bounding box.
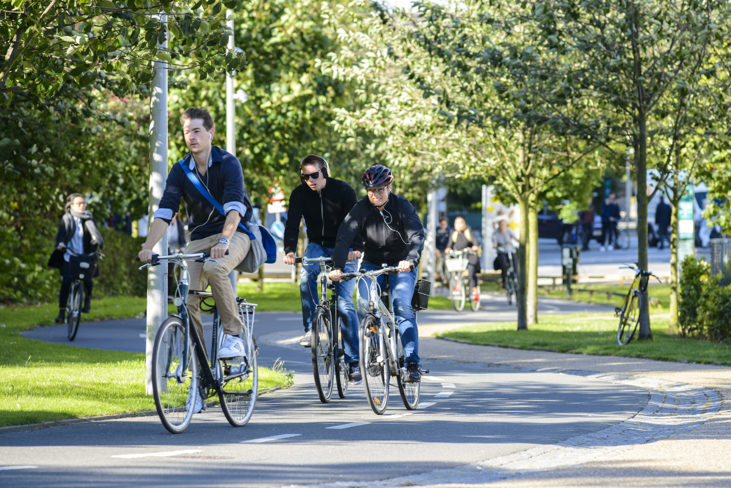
[15,293,731,487]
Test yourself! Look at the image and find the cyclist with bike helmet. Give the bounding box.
[329,164,425,383]
[283,154,363,383]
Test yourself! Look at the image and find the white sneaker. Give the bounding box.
[608,244,614,250]
[219,334,245,359]
[299,330,312,348]
[600,246,605,252]
[186,387,204,414]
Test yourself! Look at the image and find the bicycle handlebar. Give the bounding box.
[293,256,334,266]
[618,263,661,282]
[138,251,211,270]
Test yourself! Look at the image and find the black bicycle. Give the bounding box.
[294,256,351,403]
[66,253,97,341]
[140,252,258,433]
[616,264,661,345]
[496,247,518,306]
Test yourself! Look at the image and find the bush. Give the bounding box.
[679,255,708,337]
[94,227,147,298]
[697,274,731,342]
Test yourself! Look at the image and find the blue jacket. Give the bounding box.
[155,146,253,240]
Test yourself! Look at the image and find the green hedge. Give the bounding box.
[94,227,147,298]
[679,255,731,342]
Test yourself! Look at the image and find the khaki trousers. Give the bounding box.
[185,232,250,346]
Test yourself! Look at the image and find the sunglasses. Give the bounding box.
[367,186,389,195]
[300,171,321,181]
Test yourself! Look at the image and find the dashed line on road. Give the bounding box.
[112,449,201,459]
[419,401,436,408]
[242,433,301,444]
[326,422,370,430]
[441,382,456,389]
[0,466,38,471]
[434,391,453,399]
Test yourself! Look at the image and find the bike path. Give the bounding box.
[10,294,731,488]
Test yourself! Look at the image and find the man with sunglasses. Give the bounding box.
[283,155,363,382]
[329,164,425,383]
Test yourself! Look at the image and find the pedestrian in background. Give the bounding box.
[600,193,620,251]
[655,195,671,250]
[435,217,450,285]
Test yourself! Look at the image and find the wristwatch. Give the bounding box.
[218,237,230,246]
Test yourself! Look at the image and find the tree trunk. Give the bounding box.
[669,168,681,327]
[527,195,539,325]
[635,119,653,341]
[517,194,529,330]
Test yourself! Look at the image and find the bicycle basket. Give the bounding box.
[445,255,468,272]
[70,255,95,279]
[411,279,431,311]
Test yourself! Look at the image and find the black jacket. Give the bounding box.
[55,212,104,254]
[655,201,671,228]
[332,193,425,270]
[283,177,360,254]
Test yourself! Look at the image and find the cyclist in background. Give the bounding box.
[435,217,450,285]
[329,164,425,383]
[492,217,518,291]
[282,154,363,383]
[52,193,104,323]
[446,216,481,303]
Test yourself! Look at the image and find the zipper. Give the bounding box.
[319,190,325,239]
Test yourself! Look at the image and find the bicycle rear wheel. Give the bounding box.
[311,308,334,403]
[449,273,466,312]
[66,282,82,341]
[220,331,258,427]
[506,271,517,306]
[334,318,349,399]
[360,316,389,414]
[395,329,419,409]
[152,316,199,434]
[617,290,641,345]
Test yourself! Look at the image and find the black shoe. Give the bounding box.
[81,297,91,314]
[349,364,362,383]
[405,362,421,383]
[55,311,65,324]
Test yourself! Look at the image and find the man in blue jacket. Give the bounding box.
[138,108,254,366]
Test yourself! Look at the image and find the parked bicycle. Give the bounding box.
[616,264,661,345]
[496,246,518,306]
[294,256,351,403]
[65,252,98,341]
[445,249,480,312]
[139,252,258,433]
[342,266,428,415]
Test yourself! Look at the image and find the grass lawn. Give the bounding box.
[438,314,731,366]
[538,282,671,310]
[0,295,293,428]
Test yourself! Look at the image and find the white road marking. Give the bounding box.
[112,449,201,459]
[384,412,414,419]
[422,375,445,382]
[242,433,301,443]
[326,422,371,430]
[419,401,437,408]
[441,383,456,389]
[138,333,146,338]
[0,466,38,471]
[435,391,453,399]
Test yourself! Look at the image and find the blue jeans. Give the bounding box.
[300,243,359,364]
[357,260,419,364]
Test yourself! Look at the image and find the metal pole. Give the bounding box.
[423,189,437,282]
[625,146,632,247]
[145,12,169,395]
[225,9,238,293]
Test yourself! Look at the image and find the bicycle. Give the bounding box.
[342,266,428,415]
[65,252,97,341]
[139,252,258,433]
[294,256,351,403]
[496,247,518,306]
[616,264,661,345]
[445,249,480,312]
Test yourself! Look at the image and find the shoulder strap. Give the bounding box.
[178,159,255,240]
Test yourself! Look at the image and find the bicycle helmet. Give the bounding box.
[361,164,393,188]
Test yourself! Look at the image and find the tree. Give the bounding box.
[533,0,729,339]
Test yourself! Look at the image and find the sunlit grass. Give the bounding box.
[438,313,731,365]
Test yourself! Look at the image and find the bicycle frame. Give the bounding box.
[357,267,402,376]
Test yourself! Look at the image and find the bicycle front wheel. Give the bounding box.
[152,316,199,434]
[617,290,641,345]
[506,272,517,306]
[311,308,334,403]
[66,282,82,341]
[220,333,258,427]
[334,318,349,399]
[395,329,419,410]
[360,316,389,415]
[449,273,466,312]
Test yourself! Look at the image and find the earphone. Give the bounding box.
[379,209,409,245]
[209,133,212,140]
